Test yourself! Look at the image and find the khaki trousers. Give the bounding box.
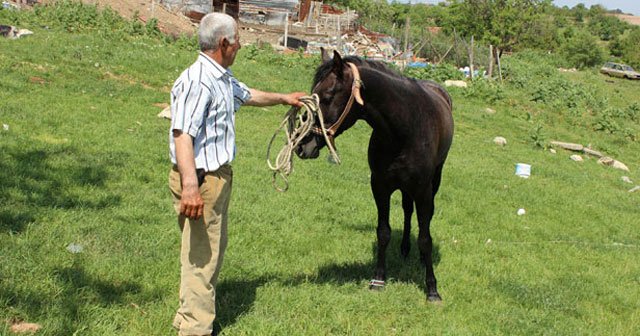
[169,165,233,336]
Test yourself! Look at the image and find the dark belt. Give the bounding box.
[172,165,207,187]
[173,165,233,187]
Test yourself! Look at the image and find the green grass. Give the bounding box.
[1,3,639,335]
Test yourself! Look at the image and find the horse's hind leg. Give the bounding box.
[432,163,444,197]
[401,191,413,259]
[416,189,441,301]
[370,176,392,291]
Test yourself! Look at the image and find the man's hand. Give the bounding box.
[283,92,307,107]
[246,89,307,107]
[173,129,204,220]
[180,183,204,220]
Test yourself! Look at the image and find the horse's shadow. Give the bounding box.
[216,229,441,332]
[314,229,441,289]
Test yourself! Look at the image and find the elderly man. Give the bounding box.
[168,12,305,336]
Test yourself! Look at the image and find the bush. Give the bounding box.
[402,63,464,83]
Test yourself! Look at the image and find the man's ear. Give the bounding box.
[220,37,230,49]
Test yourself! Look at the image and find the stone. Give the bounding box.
[583,147,604,157]
[621,176,633,184]
[598,157,630,172]
[629,186,640,193]
[550,141,583,151]
[570,155,583,162]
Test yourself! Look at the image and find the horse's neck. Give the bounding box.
[359,69,410,141]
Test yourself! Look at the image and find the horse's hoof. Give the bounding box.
[427,293,442,302]
[369,279,385,291]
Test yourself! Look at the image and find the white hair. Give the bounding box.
[198,13,237,52]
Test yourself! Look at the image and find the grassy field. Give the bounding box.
[1,3,639,335]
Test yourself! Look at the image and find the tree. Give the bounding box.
[560,29,605,68]
[447,0,555,52]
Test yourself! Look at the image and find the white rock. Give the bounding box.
[493,136,507,146]
[549,148,557,154]
[517,208,526,216]
[621,176,633,184]
[629,186,640,193]
[570,155,583,162]
[485,108,496,114]
[2,124,8,131]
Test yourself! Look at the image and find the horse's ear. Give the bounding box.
[320,47,331,62]
[332,50,344,77]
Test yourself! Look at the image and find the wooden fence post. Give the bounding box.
[488,45,494,78]
[284,12,289,49]
[469,35,474,80]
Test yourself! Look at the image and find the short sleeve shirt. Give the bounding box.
[169,52,252,172]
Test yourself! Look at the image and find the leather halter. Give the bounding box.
[312,62,364,140]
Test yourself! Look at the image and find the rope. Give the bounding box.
[266,94,341,192]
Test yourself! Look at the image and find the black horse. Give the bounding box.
[296,51,454,301]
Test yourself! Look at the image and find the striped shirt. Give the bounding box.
[169,52,252,172]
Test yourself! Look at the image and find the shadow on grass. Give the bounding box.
[1,258,141,335]
[0,145,125,233]
[312,231,441,289]
[215,232,442,331]
[215,278,268,333]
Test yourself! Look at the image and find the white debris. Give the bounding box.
[493,136,507,146]
[2,124,8,131]
[549,148,557,154]
[157,106,171,119]
[621,176,633,184]
[517,208,526,216]
[629,186,640,193]
[66,243,83,254]
[444,80,467,88]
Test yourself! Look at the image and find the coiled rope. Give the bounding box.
[266,94,341,192]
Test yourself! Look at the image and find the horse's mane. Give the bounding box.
[312,55,451,108]
[312,56,404,88]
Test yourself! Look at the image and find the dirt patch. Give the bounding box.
[615,14,640,26]
[31,1,324,47]
[38,0,197,36]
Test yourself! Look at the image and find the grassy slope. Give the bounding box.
[1,8,639,336]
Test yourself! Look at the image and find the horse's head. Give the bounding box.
[295,50,364,159]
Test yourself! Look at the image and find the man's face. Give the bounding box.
[223,30,241,66]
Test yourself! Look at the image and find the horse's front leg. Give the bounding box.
[416,188,441,301]
[370,176,391,291]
